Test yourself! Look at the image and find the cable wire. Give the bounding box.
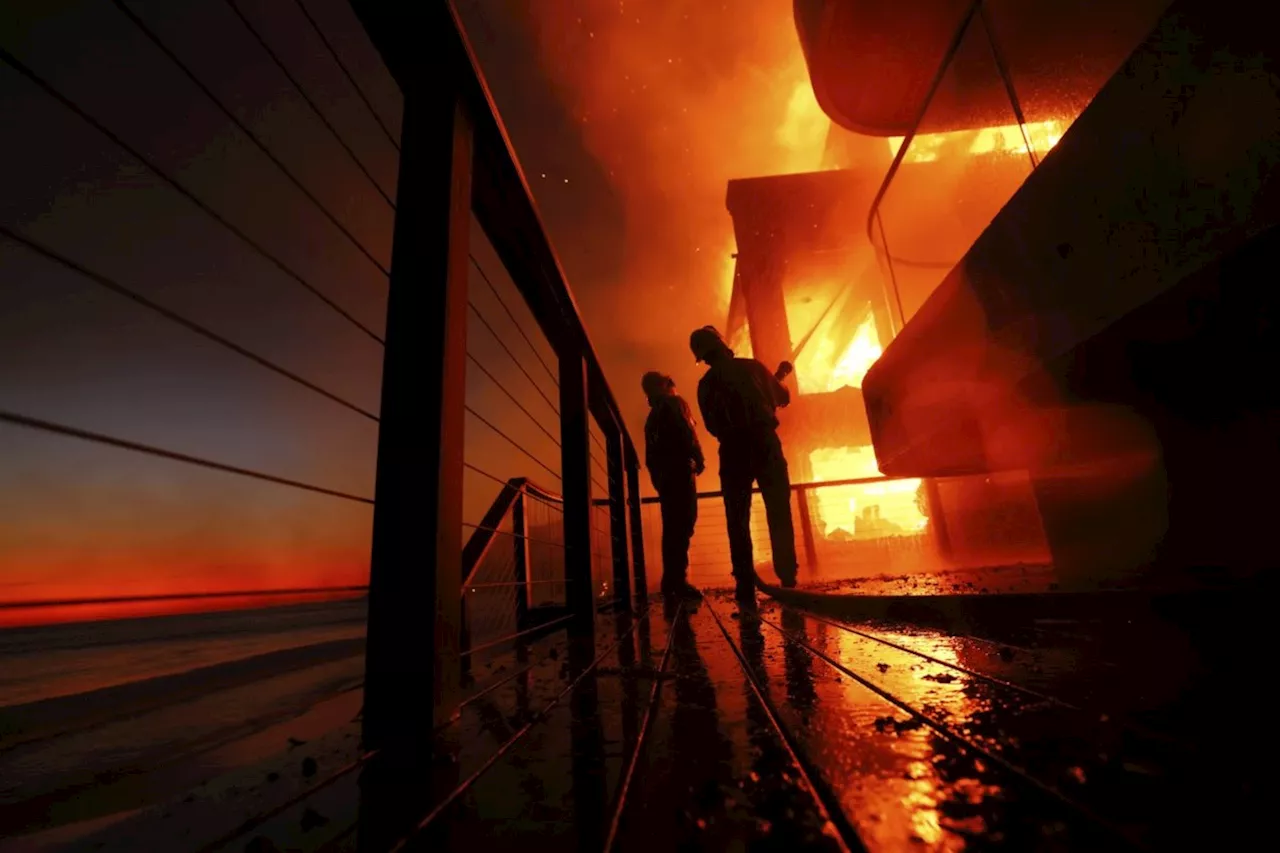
[461,522,565,551]
[468,301,559,416]
[0,409,374,504]
[221,0,395,208]
[464,406,561,481]
[466,351,559,448]
[469,255,558,388]
[462,461,513,490]
[289,0,400,152]
[109,0,391,277]
[1,226,378,423]
[0,46,384,346]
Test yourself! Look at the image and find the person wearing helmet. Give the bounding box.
[641,371,705,601]
[689,326,798,600]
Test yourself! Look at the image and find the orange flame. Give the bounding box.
[888,119,1066,163]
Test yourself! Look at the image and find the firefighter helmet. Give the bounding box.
[689,325,729,363]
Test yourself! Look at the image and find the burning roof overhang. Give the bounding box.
[726,169,874,257]
[861,0,1280,476]
[793,0,1171,136]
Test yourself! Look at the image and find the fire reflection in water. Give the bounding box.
[823,622,1005,848]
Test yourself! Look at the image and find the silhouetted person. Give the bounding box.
[689,326,798,600]
[641,371,705,600]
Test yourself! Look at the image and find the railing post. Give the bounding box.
[363,81,471,749]
[560,351,595,631]
[796,484,820,574]
[925,478,953,560]
[512,486,530,630]
[605,422,632,613]
[624,442,648,602]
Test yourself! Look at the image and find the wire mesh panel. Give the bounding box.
[461,510,520,652]
[523,488,568,611]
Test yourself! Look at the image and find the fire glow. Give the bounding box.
[799,317,925,539]
[887,119,1066,163]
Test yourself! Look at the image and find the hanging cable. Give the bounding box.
[289,0,400,152]
[221,0,396,207]
[468,301,559,416]
[109,0,391,277]
[469,255,559,389]
[1,227,378,422]
[464,406,561,481]
[0,409,374,504]
[0,47,384,345]
[466,352,559,448]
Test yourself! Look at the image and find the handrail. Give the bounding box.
[597,473,922,506]
[350,0,638,462]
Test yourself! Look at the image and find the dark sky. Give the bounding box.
[0,0,842,604]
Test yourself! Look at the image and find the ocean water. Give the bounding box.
[0,596,369,844]
[0,594,367,708]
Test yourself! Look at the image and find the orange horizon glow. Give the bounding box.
[0,587,367,629]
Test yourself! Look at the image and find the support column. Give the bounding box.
[560,351,596,631]
[795,485,820,574]
[512,487,530,630]
[624,443,648,602]
[605,423,633,612]
[363,83,471,748]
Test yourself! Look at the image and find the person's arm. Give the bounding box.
[697,379,721,440]
[755,360,790,408]
[643,412,659,483]
[676,397,706,474]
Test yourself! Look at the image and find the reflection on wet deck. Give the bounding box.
[62,588,1269,852]
[396,591,1264,853]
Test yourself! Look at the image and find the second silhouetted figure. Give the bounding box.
[642,371,705,601]
[689,326,799,600]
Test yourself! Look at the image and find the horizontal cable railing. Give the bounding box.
[613,472,1051,592]
[0,0,647,850]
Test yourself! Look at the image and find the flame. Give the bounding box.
[887,119,1066,163]
[776,79,831,170]
[809,447,926,539]
[719,242,738,313]
[794,311,883,395]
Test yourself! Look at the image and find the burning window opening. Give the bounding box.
[808,446,926,539]
[887,119,1067,163]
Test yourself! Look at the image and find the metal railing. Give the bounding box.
[345,0,648,752]
[0,0,645,848]
[619,472,1051,591]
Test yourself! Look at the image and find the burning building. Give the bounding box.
[789,0,1280,588]
[721,156,1050,570]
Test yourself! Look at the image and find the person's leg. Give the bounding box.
[658,493,684,594]
[680,477,698,580]
[719,445,756,597]
[757,433,799,587]
[660,476,700,599]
